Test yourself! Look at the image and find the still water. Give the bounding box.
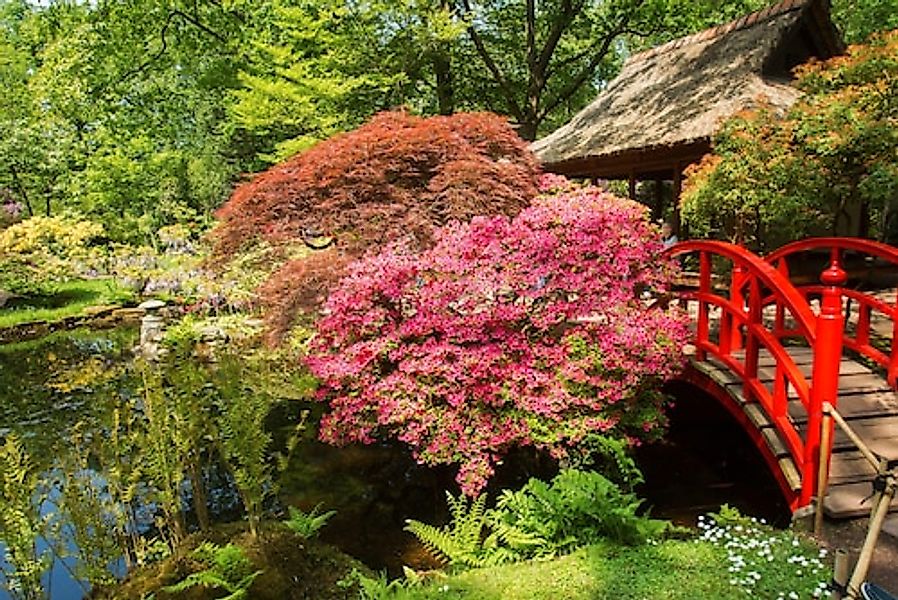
[0,328,790,599]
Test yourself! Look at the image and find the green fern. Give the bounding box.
[405,492,491,568]
[162,543,262,599]
[284,505,336,539]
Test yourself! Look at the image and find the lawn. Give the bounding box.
[369,533,829,600]
[0,278,135,329]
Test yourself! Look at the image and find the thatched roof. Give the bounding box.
[532,0,843,179]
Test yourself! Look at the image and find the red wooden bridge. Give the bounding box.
[665,238,898,518]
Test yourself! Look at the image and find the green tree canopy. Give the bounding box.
[681,28,898,250]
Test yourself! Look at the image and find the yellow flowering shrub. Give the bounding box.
[0,215,104,295]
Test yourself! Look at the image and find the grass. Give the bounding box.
[368,526,831,600]
[0,278,135,329]
[386,541,735,599]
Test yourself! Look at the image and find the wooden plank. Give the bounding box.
[827,450,881,485]
[824,481,898,518]
[743,403,771,428]
[787,390,898,422]
[798,417,898,456]
[835,373,894,394]
[779,457,802,492]
[761,427,791,458]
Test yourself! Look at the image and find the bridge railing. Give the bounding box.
[665,240,845,507]
[766,238,898,389]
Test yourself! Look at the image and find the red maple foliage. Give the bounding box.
[210,110,541,341]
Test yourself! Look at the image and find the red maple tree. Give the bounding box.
[210,110,541,341]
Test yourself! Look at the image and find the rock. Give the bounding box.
[138,299,167,312]
[112,308,147,322]
[198,326,229,342]
[82,304,119,318]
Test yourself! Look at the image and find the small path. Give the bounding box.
[818,516,898,593]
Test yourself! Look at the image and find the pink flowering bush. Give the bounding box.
[306,187,690,495]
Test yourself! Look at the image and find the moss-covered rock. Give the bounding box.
[93,522,373,599]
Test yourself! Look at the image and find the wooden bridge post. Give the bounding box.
[803,250,847,507]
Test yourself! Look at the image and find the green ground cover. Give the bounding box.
[368,537,828,600]
[0,278,135,329]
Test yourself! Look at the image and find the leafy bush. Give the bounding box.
[307,187,689,495]
[0,436,52,599]
[406,469,670,569]
[210,110,541,341]
[0,215,103,295]
[490,469,669,550]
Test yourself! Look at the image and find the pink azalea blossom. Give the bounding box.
[307,182,690,495]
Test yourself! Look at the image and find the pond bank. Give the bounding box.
[0,304,145,344]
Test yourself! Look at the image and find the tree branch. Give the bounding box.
[538,21,628,120]
[459,0,524,121]
[536,0,667,123]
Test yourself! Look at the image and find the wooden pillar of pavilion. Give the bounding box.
[672,164,683,236]
[652,179,665,222]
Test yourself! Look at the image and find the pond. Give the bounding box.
[0,326,452,598]
[0,326,791,599]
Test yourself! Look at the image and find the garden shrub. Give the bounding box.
[682,29,898,249]
[209,110,541,342]
[306,187,689,495]
[0,214,103,295]
[405,469,670,569]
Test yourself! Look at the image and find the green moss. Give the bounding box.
[95,523,373,600]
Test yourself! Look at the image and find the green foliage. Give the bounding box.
[407,469,670,570]
[211,354,276,539]
[55,425,127,588]
[490,469,669,551]
[0,435,51,600]
[682,29,898,248]
[139,363,190,546]
[0,215,104,295]
[562,434,645,490]
[832,0,898,43]
[338,567,430,599]
[283,505,335,539]
[162,542,262,600]
[406,494,508,569]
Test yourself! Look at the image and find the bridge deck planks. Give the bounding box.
[695,347,898,519]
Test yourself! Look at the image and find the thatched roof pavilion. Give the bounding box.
[531,0,843,224]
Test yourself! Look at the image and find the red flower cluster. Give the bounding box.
[306,186,690,495]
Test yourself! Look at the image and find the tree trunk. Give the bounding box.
[517,119,538,142]
[189,461,211,532]
[9,165,34,217]
[433,49,455,115]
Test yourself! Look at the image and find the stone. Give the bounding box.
[82,304,119,318]
[111,308,146,322]
[138,299,166,312]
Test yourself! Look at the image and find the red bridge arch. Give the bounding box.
[663,238,898,512]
